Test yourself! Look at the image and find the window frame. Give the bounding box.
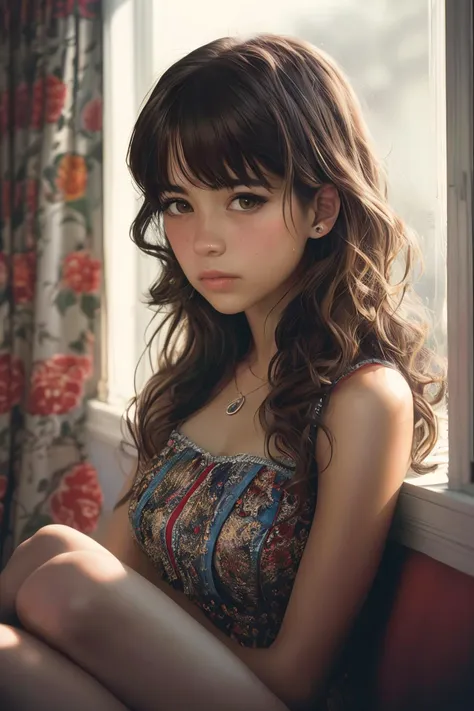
[389,0,474,575]
[89,0,474,576]
[444,0,474,494]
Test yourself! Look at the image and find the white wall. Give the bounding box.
[86,401,135,513]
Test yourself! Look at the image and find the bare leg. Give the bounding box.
[0,623,128,711]
[16,550,289,711]
[0,524,107,623]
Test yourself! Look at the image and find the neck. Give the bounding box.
[244,306,280,376]
[242,280,298,376]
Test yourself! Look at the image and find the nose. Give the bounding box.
[192,215,226,258]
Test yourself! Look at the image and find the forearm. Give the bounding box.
[103,559,308,710]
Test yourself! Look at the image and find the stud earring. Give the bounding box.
[315,224,324,234]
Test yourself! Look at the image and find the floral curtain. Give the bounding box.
[0,0,104,567]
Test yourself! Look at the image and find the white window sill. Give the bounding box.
[87,399,474,578]
[393,474,474,577]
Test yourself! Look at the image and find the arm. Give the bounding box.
[261,364,414,707]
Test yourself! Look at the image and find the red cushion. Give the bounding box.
[372,547,474,710]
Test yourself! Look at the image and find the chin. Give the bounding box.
[200,293,254,316]
[208,300,247,316]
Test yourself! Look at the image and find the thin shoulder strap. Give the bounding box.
[329,357,397,392]
[309,357,396,437]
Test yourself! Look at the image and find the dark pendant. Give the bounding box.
[226,395,245,415]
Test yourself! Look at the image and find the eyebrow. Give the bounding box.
[158,178,267,195]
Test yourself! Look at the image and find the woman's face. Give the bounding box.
[161,165,325,317]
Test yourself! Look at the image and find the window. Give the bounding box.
[92,0,474,574]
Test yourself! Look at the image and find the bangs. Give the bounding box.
[151,64,287,196]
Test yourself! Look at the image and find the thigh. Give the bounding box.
[16,550,288,711]
[0,623,128,711]
[0,524,106,620]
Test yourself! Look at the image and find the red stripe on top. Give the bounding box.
[165,463,214,576]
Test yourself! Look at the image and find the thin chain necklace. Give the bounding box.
[226,372,268,416]
[248,362,266,381]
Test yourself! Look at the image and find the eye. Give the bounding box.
[230,194,267,211]
[161,199,193,216]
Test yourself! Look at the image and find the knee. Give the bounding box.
[16,550,125,646]
[15,524,91,561]
[0,526,87,617]
[7,524,89,574]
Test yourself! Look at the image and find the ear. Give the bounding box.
[308,184,341,239]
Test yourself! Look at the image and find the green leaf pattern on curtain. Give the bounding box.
[0,0,103,566]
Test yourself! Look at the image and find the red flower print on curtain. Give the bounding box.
[50,462,103,533]
[63,251,101,294]
[0,1,103,565]
[28,355,93,416]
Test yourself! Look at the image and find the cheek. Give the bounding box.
[245,214,306,262]
[164,220,192,264]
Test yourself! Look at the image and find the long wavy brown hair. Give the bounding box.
[119,34,445,504]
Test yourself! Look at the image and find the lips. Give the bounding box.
[197,271,239,292]
[198,271,237,280]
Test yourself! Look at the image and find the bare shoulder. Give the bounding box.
[327,364,413,420]
[317,364,414,474]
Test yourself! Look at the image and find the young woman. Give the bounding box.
[0,34,444,711]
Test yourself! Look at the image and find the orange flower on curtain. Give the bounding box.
[56,153,88,201]
[0,0,103,564]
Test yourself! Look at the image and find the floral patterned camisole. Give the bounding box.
[129,358,394,650]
